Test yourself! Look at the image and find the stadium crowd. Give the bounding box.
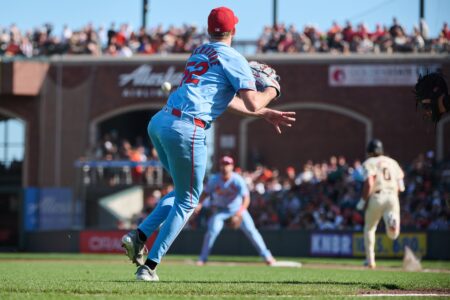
[80,132,162,186]
[131,152,450,232]
[257,19,450,54]
[0,19,449,57]
[87,132,449,231]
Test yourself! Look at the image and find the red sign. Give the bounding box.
[80,230,157,253]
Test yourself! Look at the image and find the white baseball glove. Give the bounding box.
[249,61,281,98]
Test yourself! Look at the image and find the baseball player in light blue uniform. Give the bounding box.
[121,6,295,281]
[196,156,275,265]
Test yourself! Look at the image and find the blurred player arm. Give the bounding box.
[236,194,250,217]
[227,194,249,229]
[194,191,209,214]
[227,96,296,134]
[357,175,375,211]
[362,175,375,201]
[396,163,406,193]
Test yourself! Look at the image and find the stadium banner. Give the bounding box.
[310,232,353,257]
[117,64,183,99]
[23,187,73,231]
[38,188,73,230]
[328,64,441,86]
[353,232,427,258]
[23,188,39,231]
[80,230,157,253]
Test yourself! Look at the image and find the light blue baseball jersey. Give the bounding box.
[167,42,256,123]
[203,172,249,212]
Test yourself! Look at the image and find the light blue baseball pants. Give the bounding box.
[138,109,207,263]
[199,209,272,262]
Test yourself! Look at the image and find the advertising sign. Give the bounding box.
[353,232,427,258]
[118,65,183,98]
[24,188,39,231]
[310,233,353,256]
[80,230,157,253]
[24,187,73,231]
[39,188,73,230]
[329,64,440,86]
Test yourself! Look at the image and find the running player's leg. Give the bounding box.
[240,210,274,263]
[198,211,231,263]
[364,196,382,268]
[383,194,400,240]
[148,121,207,263]
[138,191,175,237]
[135,116,174,239]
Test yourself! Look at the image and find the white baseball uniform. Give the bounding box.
[362,155,404,266]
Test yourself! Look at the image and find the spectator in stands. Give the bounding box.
[389,17,405,38]
[411,26,425,52]
[1,20,449,57]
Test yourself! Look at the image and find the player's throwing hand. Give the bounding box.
[260,108,296,134]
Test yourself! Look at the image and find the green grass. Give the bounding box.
[0,254,449,299]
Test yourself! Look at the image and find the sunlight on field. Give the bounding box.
[0,254,449,299]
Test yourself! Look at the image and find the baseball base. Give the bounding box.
[270,260,302,268]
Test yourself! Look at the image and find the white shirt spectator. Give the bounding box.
[118,45,133,57]
[61,25,72,43]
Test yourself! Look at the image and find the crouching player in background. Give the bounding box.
[357,139,405,269]
[195,156,276,266]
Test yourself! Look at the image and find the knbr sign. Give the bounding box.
[310,233,353,256]
[80,230,157,253]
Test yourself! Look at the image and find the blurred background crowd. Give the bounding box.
[0,18,449,57]
[96,125,450,232]
[190,152,450,231]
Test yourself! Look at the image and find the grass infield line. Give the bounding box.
[359,294,450,297]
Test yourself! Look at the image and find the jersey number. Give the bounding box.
[181,61,209,85]
[382,168,392,181]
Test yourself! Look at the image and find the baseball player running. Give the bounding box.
[195,156,276,266]
[356,139,405,269]
[121,6,295,281]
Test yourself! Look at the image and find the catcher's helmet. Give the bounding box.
[367,139,383,156]
[414,72,449,123]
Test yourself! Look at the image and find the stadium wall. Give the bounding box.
[23,229,450,260]
[1,54,450,187]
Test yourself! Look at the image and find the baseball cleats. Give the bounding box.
[364,260,376,269]
[265,256,277,266]
[386,215,400,239]
[121,230,148,266]
[196,260,206,266]
[135,265,159,281]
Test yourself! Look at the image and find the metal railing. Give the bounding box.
[74,160,164,186]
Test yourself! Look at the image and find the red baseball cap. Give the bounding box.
[208,7,239,34]
[220,155,234,165]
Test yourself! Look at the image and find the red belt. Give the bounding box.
[171,108,206,128]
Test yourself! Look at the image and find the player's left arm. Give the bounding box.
[195,177,213,213]
[362,175,375,201]
[396,162,405,193]
[357,175,375,211]
[357,162,375,210]
[235,175,251,217]
[227,96,296,134]
[236,193,250,217]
